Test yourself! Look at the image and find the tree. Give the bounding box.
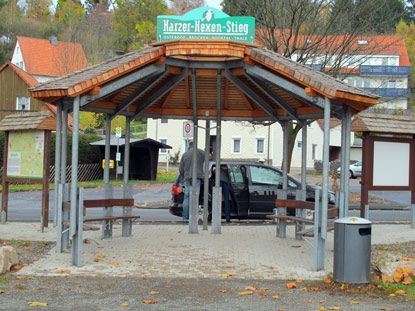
[171,0,206,15]
[111,0,167,51]
[396,19,415,106]
[222,0,409,171]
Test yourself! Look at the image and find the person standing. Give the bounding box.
[179,141,205,222]
[220,165,231,223]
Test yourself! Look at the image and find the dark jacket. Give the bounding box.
[179,147,205,181]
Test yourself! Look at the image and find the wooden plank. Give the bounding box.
[161,85,178,108]
[185,76,190,108]
[83,216,141,222]
[83,198,134,208]
[266,215,315,225]
[224,79,229,110]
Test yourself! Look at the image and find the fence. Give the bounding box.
[0,163,103,184]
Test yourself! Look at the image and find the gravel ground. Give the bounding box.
[1,239,415,310]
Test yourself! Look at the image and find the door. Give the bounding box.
[227,164,249,218]
[246,165,283,216]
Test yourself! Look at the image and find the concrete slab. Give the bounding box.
[1,222,413,280]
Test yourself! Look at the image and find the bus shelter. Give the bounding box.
[29,39,378,268]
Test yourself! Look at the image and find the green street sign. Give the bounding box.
[157,7,255,43]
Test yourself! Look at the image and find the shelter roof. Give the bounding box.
[16,36,87,77]
[351,113,415,135]
[0,111,56,131]
[90,137,171,149]
[30,39,379,122]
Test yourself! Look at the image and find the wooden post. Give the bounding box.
[1,131,9,223]
[360,133,370,217]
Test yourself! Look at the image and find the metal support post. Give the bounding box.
[189,69,199,234]
[70,96,80,238]
[53,101,62,226]
[313,189,325,271]
[411,204,415,229]
[103,114,113,238]
[203,116,210,230]
[339,110,347,218]
[321,97,331,240]
[212,70,222,234]
[72,187,83,266]
[364,204,370,220]
[61,106,69,249]
[123,116,132,237]
[298,120,307,236]
[344,106,352,215]
[278,121,288,238]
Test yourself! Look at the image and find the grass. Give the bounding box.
[0,168,177,192]
[0,276,8,285]
[378,279,415,300]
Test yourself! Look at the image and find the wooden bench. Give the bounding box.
[63,199,140,232]
[266,199,339,238]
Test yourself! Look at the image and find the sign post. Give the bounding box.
[115,127,122,181]
[183,120,194,151]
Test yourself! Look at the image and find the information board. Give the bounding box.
[7,130,44,179]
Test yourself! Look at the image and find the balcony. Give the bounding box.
[359,65,411,76]
[362,88,411,98]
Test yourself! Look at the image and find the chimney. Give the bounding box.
[49,36,58,46]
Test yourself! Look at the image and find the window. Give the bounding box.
[346,79,354,86]
[382,58,388,66]
[232,137,241,154]
[16,96,30,110]
[389,80,396,88]
[356,79,363,88]
[160,118,168,124]
[228,165,246,190]
[249,166,282,185]
[380,80,387,88]
[312,144,318,160]
[364,80,371,88]
[255,137,265,154]
[297,141,302,149]
[159,138,168,154]
[358,40,368,45]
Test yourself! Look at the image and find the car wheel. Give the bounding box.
[349,170,354,179]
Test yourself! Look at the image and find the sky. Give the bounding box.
[204,0,223,10]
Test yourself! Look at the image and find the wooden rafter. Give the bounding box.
[224,79,229,110]
[161,85,178,108]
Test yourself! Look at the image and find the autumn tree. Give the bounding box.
[171,0,206,15]
[222,0,409,171]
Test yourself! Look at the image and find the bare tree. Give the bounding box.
[223,0,407,171]
[171,0,206,15]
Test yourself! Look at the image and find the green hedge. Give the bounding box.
[0,132,102,167]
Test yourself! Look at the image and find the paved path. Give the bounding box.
[1,222,414,280]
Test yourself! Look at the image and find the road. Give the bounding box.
[1,181,413,223]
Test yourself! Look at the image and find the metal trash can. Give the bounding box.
[333,217,372,283]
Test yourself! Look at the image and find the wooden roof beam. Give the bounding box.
[225,69,279,120]
[111,72,166,120]
[161,85,178,108]
[132,70,187,118]
[80,64,166,107]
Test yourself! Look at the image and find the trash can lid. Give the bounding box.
[335,217,371,225]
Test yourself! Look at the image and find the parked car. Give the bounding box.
[337,161,362,179]
[170,161,336,220]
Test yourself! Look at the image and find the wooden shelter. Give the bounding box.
[29,39,378,268]
[90,137,172,180]
[352,113,415,228]
[0,111,55,229]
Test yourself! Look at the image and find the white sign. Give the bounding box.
[115,127,122,138]
[183,121,194,138]
[116,152,121,162]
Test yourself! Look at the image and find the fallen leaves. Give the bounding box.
[10,264,21,271]
[349,301,359,304]
[219,289,227,293]
[120,303,129,307]
[237,291,253,295]
[286,282,298,289]
[379,308,392,311]
[324,279,331,284]
[27,302,48,307]
[142,300,159,304]
[0,289,4,294]
[55,269,70,274]
[272,295,280,299]
[245,286,256,291]
[148,291,159,295]
[221,273,234,278]
[108,262,122,266]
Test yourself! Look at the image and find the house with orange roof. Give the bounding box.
[0,36,87,123]
[0,61,76,129]
[10,36,87,83]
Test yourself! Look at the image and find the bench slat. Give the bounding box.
[266,215,315,225]
[83,216,141,222]
[83,199,134,208]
